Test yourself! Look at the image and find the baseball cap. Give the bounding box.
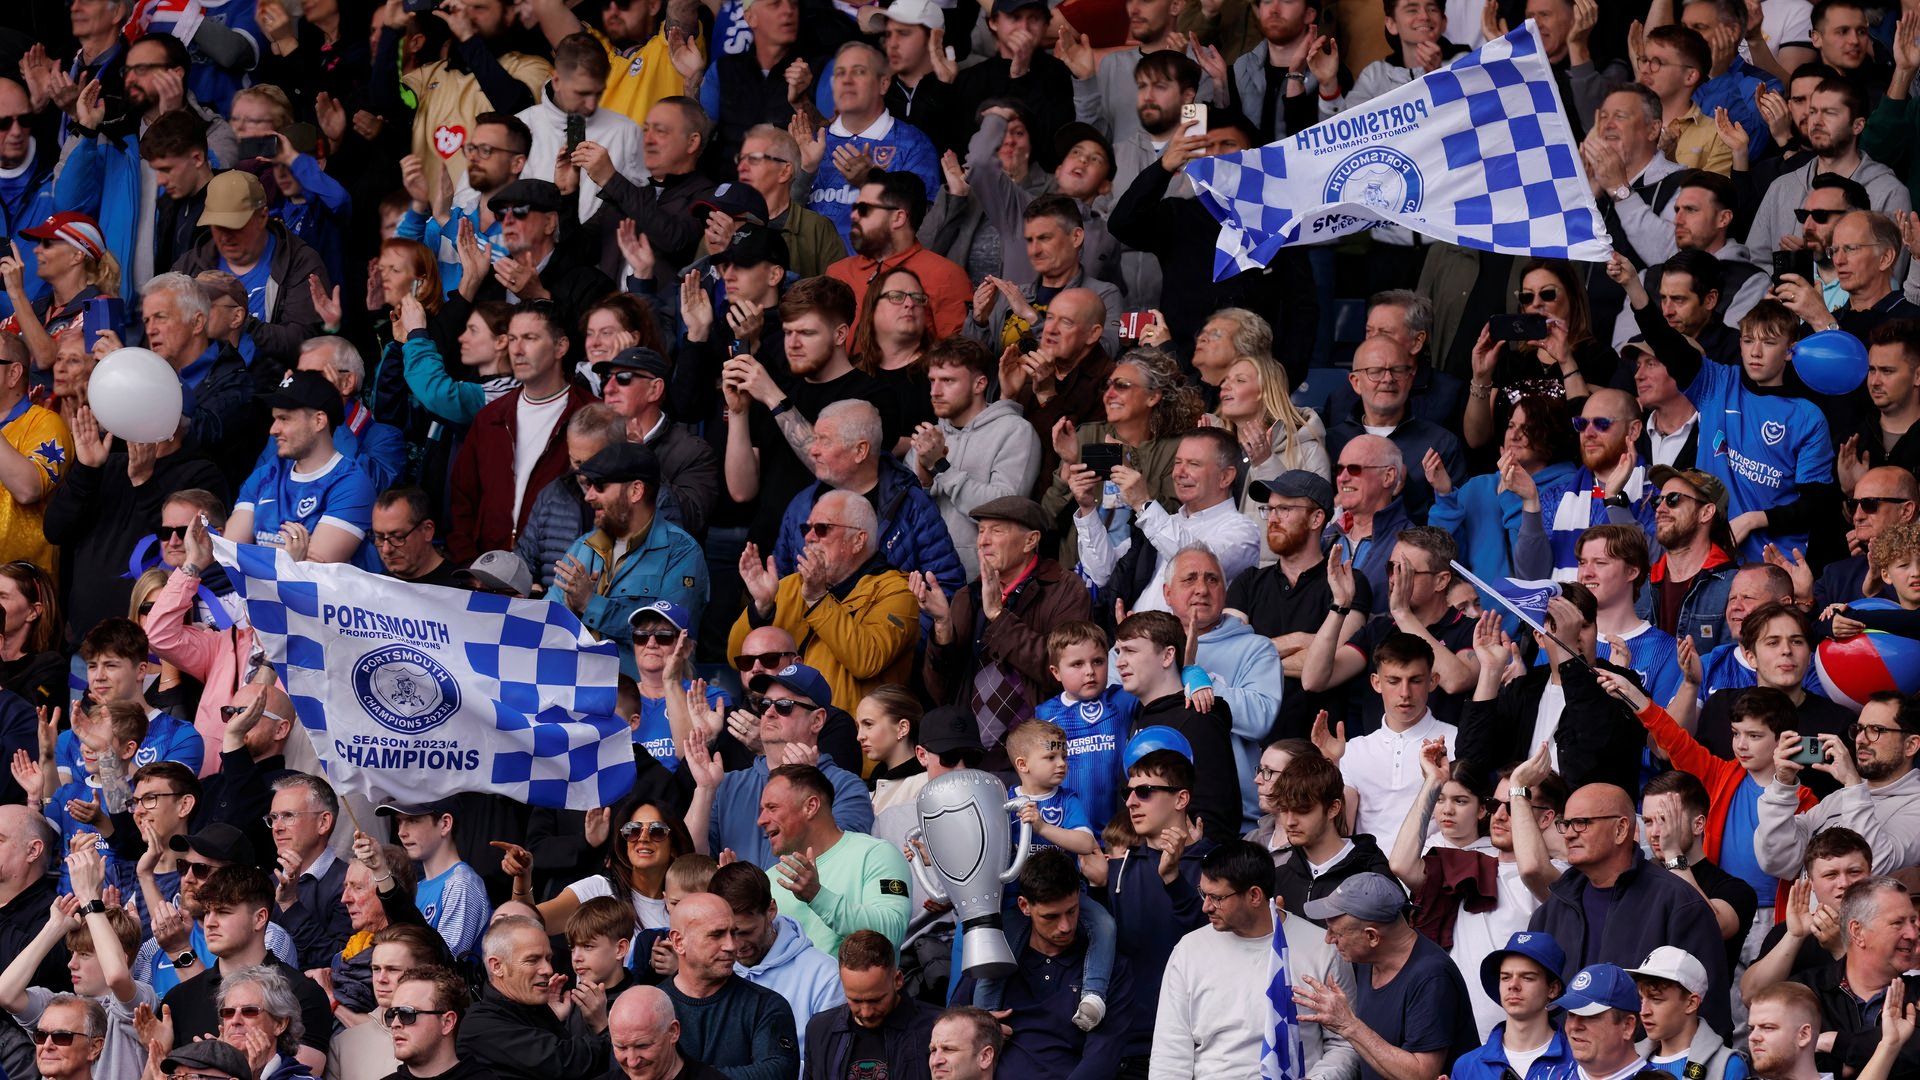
[1626,946,1709,997]
[690,182,769,227]
[19,211,106,260]
[487,178,565,215]
[198,170,269,229]
[1646,465,1730,522]
[990,0,1045,15]
[169,822,256,866]
[375,797,460,819]
[630,599,691,632]
[577,442,661,487]
[1249,470,1335,515]
[455,551,533,597]
[1552,963,1644,1016]
[710,226,790,270]
[748,662,833,708]
[861,0,943,32]
[1300,872,1410,924]
[918,705,983,754]
[1053,121,1115,174]
[593,346,671,382]
[969,495,1049,533]
[162,1040,250,1080]
[1478,931,1568,1003]
[260,369,346,428]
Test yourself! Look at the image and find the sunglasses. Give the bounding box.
[1335,463,1393,477]
[156,525,190,542]
[803,521,857,538]
[1848,496,1913,515]
[1516,286,1560,305]
[734,650,796,671]
[750,694,813,716]
[220,705,288,724]
[384,1006,452,1027]
[620,820,674,842]
[633,629,679,645]
[851,201,900,216]
[1654,491,1704,508]
[0,115,31,133]
[217,1005,267,1021]
[1794,208,1844,224]
[1125,783,1181,801]
[609,370,660,386]
[28,1029,88,1047]
[181,859,218,879]
[500,205,538,219]
[1570,416,1617,434]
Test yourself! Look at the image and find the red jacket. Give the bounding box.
[448,385,592,563]
[1638,699,1817,914]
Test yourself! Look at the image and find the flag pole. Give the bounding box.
[1448,560,1589,669]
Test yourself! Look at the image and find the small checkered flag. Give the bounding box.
[211,537,636,810]
[1186,21,1612,280]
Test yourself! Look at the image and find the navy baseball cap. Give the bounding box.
[594,346,670,381]
[690,182,769,227]
[748,662,832,708]
[1479,931,1568,1003]
[1552,964,1642,1016]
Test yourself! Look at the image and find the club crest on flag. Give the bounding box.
[354,644,460,735]
[1324,148,1423,217]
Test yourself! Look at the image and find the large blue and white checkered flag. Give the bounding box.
[211,537,636,810]
[1187,21,1612,279]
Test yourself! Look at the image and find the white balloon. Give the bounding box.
[88,348,183,444]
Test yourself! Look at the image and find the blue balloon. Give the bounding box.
[1792,329,1869,395]
[1125,726,1194,768]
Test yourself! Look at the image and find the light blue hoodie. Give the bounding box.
[733,913,846,1060]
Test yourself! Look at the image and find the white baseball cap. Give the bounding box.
[1626,946,1709,997]
[861,0,944,33]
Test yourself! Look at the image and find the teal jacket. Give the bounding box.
[559,517,708,679]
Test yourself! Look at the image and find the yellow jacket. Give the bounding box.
[728,566,918,711]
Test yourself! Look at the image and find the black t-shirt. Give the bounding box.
[162,958,333,1054]
[845,1023,890,1080]
[1688,856,1760,976]
[746,367,902,545]
[394,556,468,590]
[1226,557,1375,740]
[1756,918,1842,983]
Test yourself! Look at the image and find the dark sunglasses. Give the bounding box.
[1125,783,1181,801]
[1516,286,1560,305]
[804,521,857,538]
[500,204,538,219]
[1654,491,1704,508]
[1794,208,1844,224]
[156,525,190,542]
[1335,463,1393,477]
[28,1029,86,1047]
[0,115,30,132]
[734,650,796,671]
[632,629,678,645]
[609,370,659,386]
[383,1006,452,1028]
[1848,496,1913,515]
[851,201,899,217]
[217,1005,266,1021]
[181,859,218,879]
[750,694,813,716]
[620,820,673,842]
[1570,416,1617,434]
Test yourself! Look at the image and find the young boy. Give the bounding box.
[1091,750,1212,1030]
[566,895,637,1012]
[1448,931,1574,1080]
[1037,621,1136,829]
[1741,827,1873,997]
[1110,612,1239,842]
[60,618,202,783]
[379,798,492,961]
[1269,750,1393,922]
[0,839,153,1080]
[640,852,717,982]
[29,700,146,895]
[1006,720,1097,856]
[1319,632,1457,841]
[1629,946,1748,1080]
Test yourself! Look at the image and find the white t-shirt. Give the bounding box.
[567,874,672,930]
[1452,857,1562,1038]
[1531,682,1567,771]
[1503,1034,1554,1079]
[512,389,570,521]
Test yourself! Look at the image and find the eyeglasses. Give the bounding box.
[1847,496,1912,516]
[263,810,326,827]
[609,370,661,386]
[1352,365,1414,383]
[131,791,187,811]
[1335,463,1394,477]
[1553,814,1625,835]
[633,629,679,645]
[1834,242,1888,257]
[878,289,928,307]
[804,521,858,538]
[500,205,539,220]
[620,820,674,842]
[734,650,797,671]
[1125,783,1181,801]
[217,1005,267,1022]
[138,601,155,616]
[156,525,190,542]
[751,695,814,716]
[370,520,424,548]
[463,142,514,159]
[181,860,218,879]
[1570,416,1618,434]
[735,151,790,166]
[28,1029,89,1046]
[1253,765,1282,783]
[1516,286,1560,305]
[1635,54,1696,71]
[1262,503,1318,519]
[1794,208,1845,224]
[383,1006,453,1028]
[1198,884,1247,908]
[1654,491,1705,508]
[1851,722,1907,742]
[851,201,900,217]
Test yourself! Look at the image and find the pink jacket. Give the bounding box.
[142,568,262,776]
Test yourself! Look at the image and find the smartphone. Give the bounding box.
[1119,311,1148,340]
[565,114,587,153]
[1487,313,1549,343]
[237,135,280,162]
[402,0,439,12]
[84,296,124,354]
[1081,444,1123,479]
[1181,102,1207,139]
[1772,248,1816,287]
[1790,737,1828,766]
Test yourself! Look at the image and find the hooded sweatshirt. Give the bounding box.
[906,398,1043,579]
[733,914,845,1061]
[1756,767,1920,878]
[1193,616,1284,828]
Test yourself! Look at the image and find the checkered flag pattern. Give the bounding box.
[214,537,637,810]
[1187,21,1613,280]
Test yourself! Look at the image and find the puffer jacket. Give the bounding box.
[174,219,331,366]
[728,557,919,711]
[773,456,967,599]
[904,398,1042,579]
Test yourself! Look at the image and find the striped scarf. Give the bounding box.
[1261,903,1306,1080]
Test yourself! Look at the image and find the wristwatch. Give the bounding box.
[1609,184,1634,203]
[1331,603,1353,617]
[1508,785,1530,801]
[932,458,950,475]
[173,949,198,970]
[1664,855,1689,871]
[80,898,105,916]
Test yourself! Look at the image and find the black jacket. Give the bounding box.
[804,995,939,1080]
[1133,691,1241,844]
[587,170,717,289]
[1273,833,1393,926]
[175,219,331,366]
[456,985,611,1080]
[1798,964,1920,1077]
[199,748,296,870]
[1456,658,1643,792]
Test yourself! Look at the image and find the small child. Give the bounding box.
[60,618,203,783]
[31,700,145,895]
[381,798,492,960]
[642,853,717,981]
[567,896,637,1016]
[1035,622,1137,828]
[856,686,925,814]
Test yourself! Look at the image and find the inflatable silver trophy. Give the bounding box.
[904,769,1034,979]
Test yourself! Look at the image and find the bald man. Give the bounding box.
[193,677,304,865]
[662,894,799,1080]
[1815,465,1920,607]
[1002,287,1118,479]
[609,986,727,1080]
[1527,784,1734,1034]
[1325,336,1466,522]
[460,916,610,1079]
[1516,388,1659,582]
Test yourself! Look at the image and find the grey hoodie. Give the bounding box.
[1745,152,1912,256]
[905,398,1043,579]
[1757,766,1920,878]
[733,914,846,1061]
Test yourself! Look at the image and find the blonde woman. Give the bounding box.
[0,212,121,371]
[1215,355,1328,562]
